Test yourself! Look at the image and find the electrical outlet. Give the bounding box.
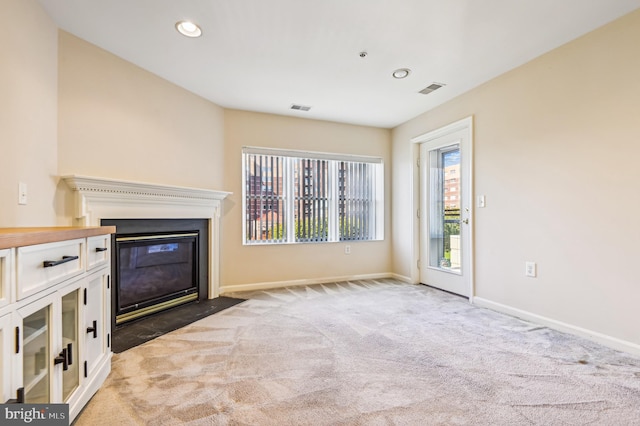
[525,261,537,278]
[18,182,27,205]
[345,245,351,255]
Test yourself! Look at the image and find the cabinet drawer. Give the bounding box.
[87,235,110,271]
[16,239,85,300]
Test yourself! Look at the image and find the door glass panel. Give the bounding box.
[429,145,461,273]
[62,290,79,401]
[23,307,50,403]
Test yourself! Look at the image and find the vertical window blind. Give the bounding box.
[245,153,286,243]
[295,158,329,242]
[338,161,375,241]
[243,147,383,245]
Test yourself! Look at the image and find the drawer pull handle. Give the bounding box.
[95,247,108,252]
[67,342,73,366]
[54,347,69,371]
[87,320,98,338]
[43,255,79,268]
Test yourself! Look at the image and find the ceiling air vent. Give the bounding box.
[419,83,445,95]
[290,104,311,111]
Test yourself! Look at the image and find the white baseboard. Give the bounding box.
[473,297,640,357]
[220,273,396,294]
[389,273,414,284]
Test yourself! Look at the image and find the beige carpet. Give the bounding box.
[76,279,640,425]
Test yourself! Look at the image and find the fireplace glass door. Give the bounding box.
[115,233,198,324]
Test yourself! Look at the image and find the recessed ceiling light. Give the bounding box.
[175,20,202,38]
[392,68,411,79]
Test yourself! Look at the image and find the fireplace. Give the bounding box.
[102,219,209,325]
[62,175,230,329]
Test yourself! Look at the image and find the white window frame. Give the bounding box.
[242,146,384,245]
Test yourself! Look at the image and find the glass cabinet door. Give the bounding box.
[23,306,50,403]
[0,313,13,403]
[61,290,79,401]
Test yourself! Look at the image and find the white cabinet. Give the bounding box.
[0,227,114,423]
[0,312,13,404]
[83,270,108,379]
[14,280,86,405]
[0,249,12,309]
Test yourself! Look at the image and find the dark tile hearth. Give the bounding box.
[112,297,244,353]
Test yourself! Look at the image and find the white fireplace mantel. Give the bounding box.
[62,175,231,298]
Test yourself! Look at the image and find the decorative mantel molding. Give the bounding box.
[63,175,230,200]
[62,175,231,298]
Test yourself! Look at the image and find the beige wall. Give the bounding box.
[0,0,59,226]
[56,34,392,288]
[222,110,391,289]
[57,31,225,194]
[392,9,640,347]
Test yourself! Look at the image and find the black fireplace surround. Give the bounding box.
[101,218,209,329]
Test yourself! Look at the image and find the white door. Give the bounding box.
[417,119,472,297]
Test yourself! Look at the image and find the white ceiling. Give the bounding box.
[37,0,640,129]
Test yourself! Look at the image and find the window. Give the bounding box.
[243,147,383,244]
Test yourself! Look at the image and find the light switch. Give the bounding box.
[477,195,486,208]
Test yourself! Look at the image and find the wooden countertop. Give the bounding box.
[0,226,116,249]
